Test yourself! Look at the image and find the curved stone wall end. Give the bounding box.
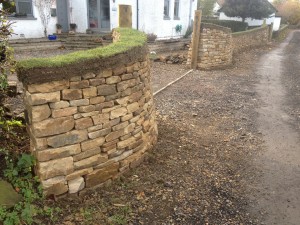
[17,29,158,196]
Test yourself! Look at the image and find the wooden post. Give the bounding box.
[191,10,202,70]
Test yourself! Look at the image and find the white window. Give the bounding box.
[174,0,180,19]
[164,0,170,19]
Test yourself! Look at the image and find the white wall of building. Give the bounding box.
[137,0,197,39]
[219,12,281,31]
[10,4,57,39]
[71,0,89,33]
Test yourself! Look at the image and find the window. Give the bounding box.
[174,0,180,19]
[164,0,170,19]
[3,0,33,17]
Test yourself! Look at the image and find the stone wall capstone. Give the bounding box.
[17,29,158,196]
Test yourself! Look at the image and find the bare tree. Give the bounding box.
[33,0,55,37]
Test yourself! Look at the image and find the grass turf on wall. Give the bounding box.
[17,28,147,70]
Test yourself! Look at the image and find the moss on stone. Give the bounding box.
[17,28,147,70]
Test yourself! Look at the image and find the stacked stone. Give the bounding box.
[197,27,232,70]
[232,26,269,54]
[24,59,158,196]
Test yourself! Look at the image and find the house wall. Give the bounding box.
[219,12,281,31]
[10,4,57,39]
[71,0,197,39]
[138,0,197,39]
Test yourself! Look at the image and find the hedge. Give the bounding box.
[201,20,248,32]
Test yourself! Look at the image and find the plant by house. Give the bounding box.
[147,33,157,42]
[198,0,217,16]
[56,23,62,29]
[70,23,77,30]
[220,0,276,22]
[175,24,182,33]
[274,0,300,25]
[184,25,193,38]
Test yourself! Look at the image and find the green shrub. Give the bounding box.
[202,19,248,32]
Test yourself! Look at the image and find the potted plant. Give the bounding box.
[69,23,77,34]
[56,23,62,34]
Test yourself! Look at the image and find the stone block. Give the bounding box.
[113,66,126,76]
[90,96,105,105]
[106,76,121,84]
[103,118,120,129]
[73,148,101,161]
[74,154,108,170]
[121,73,133,81]
[82,72,96,79]
[68,177,85,194]
[29,104,51,123]
[117,79,136,92]
[97,85,117,96]
[85,162,119,188]
[36,144,81,162]
[52,107,77,118]
[62,89,82,100]
[42,176,68,196]
[117,136,136,149]
[81,137,105,151]
[90,78,105,86]
[78,105,96,113]
[94,101,114,111]
[105,129,125,142]
[88,128,111,139]
[38,157,73,180]
[127,102,139,113]
[47,129,88,148]
[32,116,74,138]
[110,107,127,119]
[70,99,89,107]
[66,168,93,181]
[105,93,121,101]
[27,80,69,93]
[121,113,133,122]
[26,91,60,106]
[98,69,112,78]
[112,121,128,131]
[49,101,70,109]
[70,80,89,89]
[83,87,97,98]
[92,113,109,125]
[88,124,103,132]
[75,117,93,130]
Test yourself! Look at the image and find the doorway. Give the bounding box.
[88,0,110,31]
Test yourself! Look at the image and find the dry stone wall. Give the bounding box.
[18,30,158,196]
[187,24,271,70]
[232,26,269,54]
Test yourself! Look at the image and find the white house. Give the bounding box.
[213,0,281,31]
[4,0,197,40]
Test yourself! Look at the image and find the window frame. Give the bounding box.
[16,0,33,17]
[164,0,170,20]
[174,0,180,20]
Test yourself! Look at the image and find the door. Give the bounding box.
[88,0,110,31]
[56,0,69,32]
[119,5,132,28]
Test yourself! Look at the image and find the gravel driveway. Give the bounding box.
[8,34,300,224]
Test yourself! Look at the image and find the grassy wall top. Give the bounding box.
[17,28,147,70]
[17,28,148,85]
